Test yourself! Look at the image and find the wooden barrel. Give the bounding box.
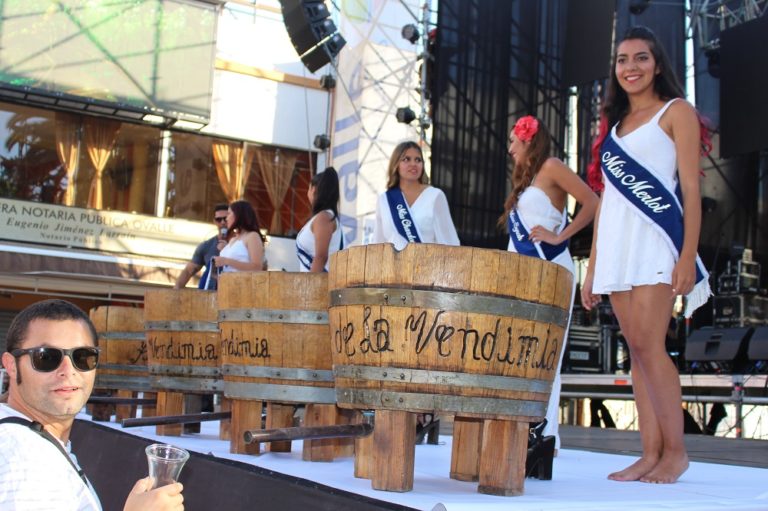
[328,243,573,422]
[144,289,222,394]
[90,306,149,392]
[218,272,334,404]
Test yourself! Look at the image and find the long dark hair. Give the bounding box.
[311,167,340,219]
[603,26,685,128]
[498,117,552,229]
[228,200,264,241]
[385,141,429,189]
[588,26,711,191]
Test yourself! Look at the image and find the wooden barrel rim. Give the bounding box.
[98,332,146,340]
[336,388,546,417]
[330,287,569,328]
[224,382,336,404]
[149,365,221,377]
[219,308,328,324]
[99,364,148,373]
[222,364,333,382]
[333,364,552,394]
[144,320,219,332]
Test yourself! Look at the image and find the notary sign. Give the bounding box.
[0,198,209,260]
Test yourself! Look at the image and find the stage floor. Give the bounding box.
[86,416,767,511]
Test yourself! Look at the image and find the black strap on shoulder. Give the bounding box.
[0,416,90,487]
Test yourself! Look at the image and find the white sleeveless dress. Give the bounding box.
[592,99,679,293]
[220,236,265,272]
[295,210,345,272]
[507,184,574,449]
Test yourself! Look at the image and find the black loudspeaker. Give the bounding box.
[685,327,752,373]
[747,326,768,373]
[280,0,346,72]
[720,15,768,157]
[563,0,615,85]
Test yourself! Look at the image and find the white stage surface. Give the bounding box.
[88,417,767,511]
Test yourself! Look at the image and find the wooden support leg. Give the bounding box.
[183,394,203,434]
[354,420,374,479]
[371,410,416,492]
[478,419,528,496]
[230,399,262,455]
[218,396,231,441]
[450,416,483,481]
[141,392,157,418]
[90,389,114,422]
[156,392,184,437]
[302,403,338,461]
[115,390,136,422]
[335,408,358,458]
[266,402,295,453]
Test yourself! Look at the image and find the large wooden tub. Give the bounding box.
[91,306,149,393]
[218,272,342,457]
[328,243,572,494]
[90,306,152,421]
[144,289,222,435]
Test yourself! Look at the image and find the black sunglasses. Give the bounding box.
[11,346,100,372]
[214,217,227,223]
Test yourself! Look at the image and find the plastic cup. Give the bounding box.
[145,443,189,489]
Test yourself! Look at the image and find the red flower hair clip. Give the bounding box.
[513,116,539,143]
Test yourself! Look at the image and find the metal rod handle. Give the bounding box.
[243,423,373,444]
[88,396,157,406]
[121,411,231,428]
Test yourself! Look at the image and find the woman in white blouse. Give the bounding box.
[372,141,459,249]
[213,200,266,272]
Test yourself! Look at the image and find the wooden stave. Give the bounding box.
[218,272,335,404]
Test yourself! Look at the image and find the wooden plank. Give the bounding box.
[219,397,231,440]
[230,399,262,455]
[266,402,294,453]
[371,410,416,492]
[450,416,483,481]
[478,419,528,496]
[156,391,184,437]
[302,403,338,461]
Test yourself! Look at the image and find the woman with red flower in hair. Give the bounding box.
[581,26,712,484]
[500,115,598,463]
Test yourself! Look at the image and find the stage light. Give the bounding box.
[401,24,420,44]
[396,107,416,124]
[629,0,651,15]
[313,134,331,150]
[319,74,336,90]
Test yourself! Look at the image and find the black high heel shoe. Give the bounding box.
[416,413,440,445]
[526,420,555,480]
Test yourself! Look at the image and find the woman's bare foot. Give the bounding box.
[640,452,689,484]
[608,456,658,481]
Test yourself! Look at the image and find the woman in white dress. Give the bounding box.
[296,167,345,272]
[502,115,598,465]
[581,26,712,484]
[213,200,266,273]
[372,141,459,250]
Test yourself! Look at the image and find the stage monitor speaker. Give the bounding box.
[563,0,615,86]
[747,326,768,372]
[685,326,751,372]
[280,0,345,72]
[720,15,768,157]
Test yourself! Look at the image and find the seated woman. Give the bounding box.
[296,167,346,272]
[213,200,267,273]
[372,141,459,250]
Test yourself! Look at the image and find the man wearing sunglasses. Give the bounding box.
[1,299,184,510]
[174,203,230,290]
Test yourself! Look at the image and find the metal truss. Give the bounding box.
[688,0,768,50]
